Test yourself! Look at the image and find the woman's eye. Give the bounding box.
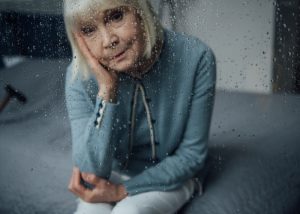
[106,10,124,23]
[80,26,96,36]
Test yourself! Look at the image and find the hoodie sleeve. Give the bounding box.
[123,48,216,195]
[65,66,120,179]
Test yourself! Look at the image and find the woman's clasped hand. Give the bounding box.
[68,167,127,203]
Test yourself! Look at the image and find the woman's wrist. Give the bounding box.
[115,184,128,201]
[98,85,118,103]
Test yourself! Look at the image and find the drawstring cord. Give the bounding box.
[129,84,139,159]
[124,82,156,169]
[139,84,156,160]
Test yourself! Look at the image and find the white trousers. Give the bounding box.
[74,171,200,214]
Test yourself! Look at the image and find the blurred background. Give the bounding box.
[1,0,299,93]
[0,0,299,213]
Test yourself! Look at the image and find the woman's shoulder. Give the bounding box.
[163,28,213,59]
[65,63,85,84]
[65,63,84,91]
[160,28,215,77]
[65,63,98,96]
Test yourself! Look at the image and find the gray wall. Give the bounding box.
[1,0,275,94]
[155,0,275,94]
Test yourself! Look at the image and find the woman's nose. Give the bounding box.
[101,28,119,49]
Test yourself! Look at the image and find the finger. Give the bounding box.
[72,168,92,197]
[73,32,90,59]
[67,168,75,192]
[68,167,79,192]
[73,167,85,191]
[81,172,102,186]
[68,167,83,197]
[73,33,92,60]
[72,32,102,72]
[72,169,97,202]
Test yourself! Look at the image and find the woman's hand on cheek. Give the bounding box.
[68,167,128,203]
[72,32,119,102]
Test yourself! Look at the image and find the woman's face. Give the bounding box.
[75,6,146,73]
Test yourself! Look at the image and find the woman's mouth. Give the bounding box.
[113,50,126,60]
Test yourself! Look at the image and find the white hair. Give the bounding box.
[63,0,163,80]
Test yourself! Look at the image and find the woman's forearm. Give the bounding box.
[98,84,118,103]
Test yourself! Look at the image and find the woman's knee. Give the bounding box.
[74,198,113,214]
[112,197,165,214]
[111,199,142,214]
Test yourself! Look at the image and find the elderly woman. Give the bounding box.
[64,0,216,213]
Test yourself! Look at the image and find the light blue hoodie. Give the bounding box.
[65,29,216,196]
